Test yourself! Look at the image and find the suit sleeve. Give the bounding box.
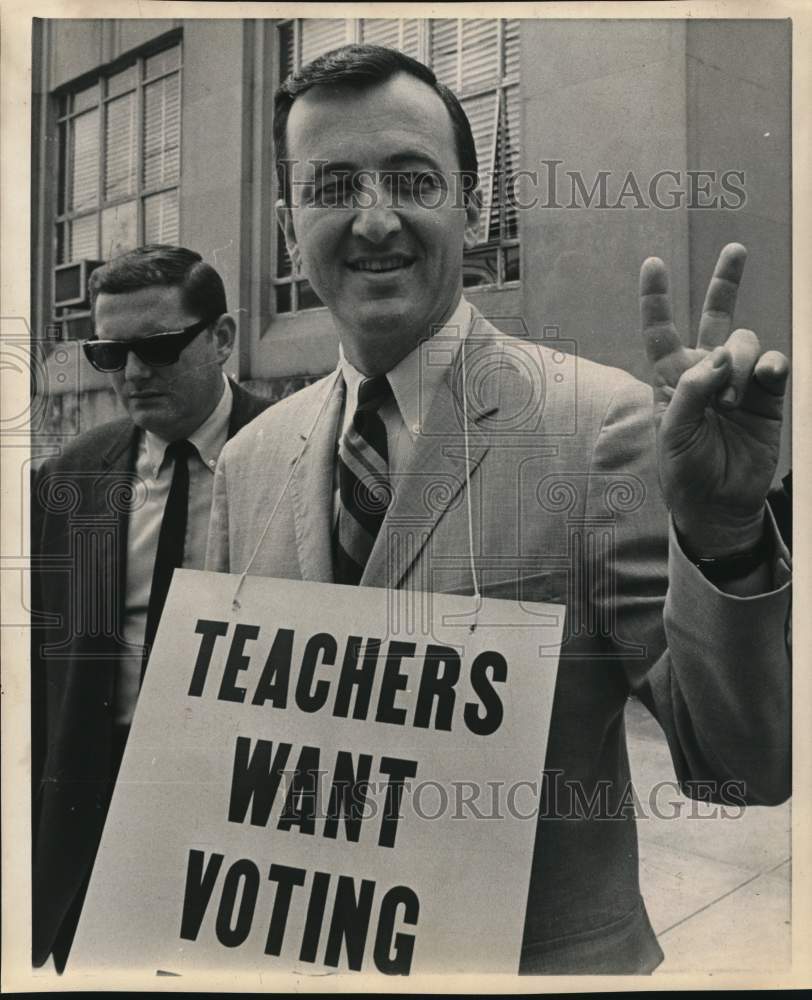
[30,458,52,836]
[588,378,791,805]
[205,452,231,573]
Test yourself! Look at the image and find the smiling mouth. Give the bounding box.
[347,256,415,274]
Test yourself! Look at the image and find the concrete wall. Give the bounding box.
[685,20,791,475]
[519,19,691,379]
[177,17,247,381]
[517,18,790,476]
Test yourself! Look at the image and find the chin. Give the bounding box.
[129,408,174,437]
[354,299,418,328]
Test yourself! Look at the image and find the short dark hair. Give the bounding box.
[273,44,479,204]
[88,244,227,327]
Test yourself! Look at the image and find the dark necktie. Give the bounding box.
[142,439,197,671]
[333,376,392,585]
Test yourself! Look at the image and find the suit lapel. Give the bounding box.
[96,422,140,670]
[94,422,138,519]
[289,370,344,583]
[361,354,498,591]
[100,420,137,470]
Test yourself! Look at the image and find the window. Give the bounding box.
[54,40,182,336]
[273,18,520,315]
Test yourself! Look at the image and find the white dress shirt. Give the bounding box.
[335,296,474,523]
[115,375,233,725]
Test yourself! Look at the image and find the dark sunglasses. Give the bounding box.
[82,318,210,373]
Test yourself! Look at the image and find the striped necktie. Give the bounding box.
[333,375,392,585]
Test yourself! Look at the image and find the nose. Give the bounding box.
[122,347,153,381]
[351,179,402,244]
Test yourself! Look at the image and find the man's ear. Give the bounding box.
[275,199,302,271]
[211,313,236,364]
[463,189,483,251]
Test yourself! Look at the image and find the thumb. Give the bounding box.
[666,347,731,429]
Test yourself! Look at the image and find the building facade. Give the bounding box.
[30,16,791,475]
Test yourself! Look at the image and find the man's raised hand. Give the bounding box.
[639,242,789,557]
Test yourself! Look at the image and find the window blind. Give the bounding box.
[143,72,181,190]
[301,19,347,65]
[104,93,137,200]
[70,109,100,212]
[461,19,499,93]
[359,18,420,57]
[144,189,179,243]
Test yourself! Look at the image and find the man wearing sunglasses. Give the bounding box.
[30,244,270,971]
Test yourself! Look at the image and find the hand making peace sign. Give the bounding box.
[639,243,789,558]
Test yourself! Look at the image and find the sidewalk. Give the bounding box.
[625,696,791,974]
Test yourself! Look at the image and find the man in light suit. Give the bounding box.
[31,245,270,971]
[206,46,791,973]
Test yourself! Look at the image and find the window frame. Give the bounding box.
[52,34,183,330]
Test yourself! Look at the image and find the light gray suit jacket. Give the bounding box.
[206,311,791,973]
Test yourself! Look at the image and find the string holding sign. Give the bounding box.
[230,372,341,613]
[460,333,482,632]
[229,322,484,631]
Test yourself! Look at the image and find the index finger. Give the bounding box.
[640,256,683,364]
[696,242,747,349]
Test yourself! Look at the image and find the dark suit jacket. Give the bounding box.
[30,378,269,971]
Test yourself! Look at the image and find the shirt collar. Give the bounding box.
[144,374,233,476]
[338,296,473,437]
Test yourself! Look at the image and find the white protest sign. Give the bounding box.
[69,569,564,976]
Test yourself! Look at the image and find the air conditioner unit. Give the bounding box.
[53,259,103,309]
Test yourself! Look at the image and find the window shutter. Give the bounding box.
[460,21,521,248]
[143,72,181,190]
[70,214,98,260]
[503,85,520,239]
[430,19,459,89]
[276,223,293,279]
[72,84,97,115]
[360,19,400,49]
[484,89,521,244]
[107,65,137,99]
[462,92,498,243]
[144,189,179,244]
[57,121,67,216]
[487,95,505,242]
[279,21,296,80]
[300,19,348,65]
[359,18,420,57]
[504,19,520,79]
[461,19,499,93]
[104,93,137,200]
[145,46,181,80]
[70,109,99,212]
[400,19,420,58]
[56,221,67,266]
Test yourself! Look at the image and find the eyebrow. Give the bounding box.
[383,152,445,172]
[310,151,446,179]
